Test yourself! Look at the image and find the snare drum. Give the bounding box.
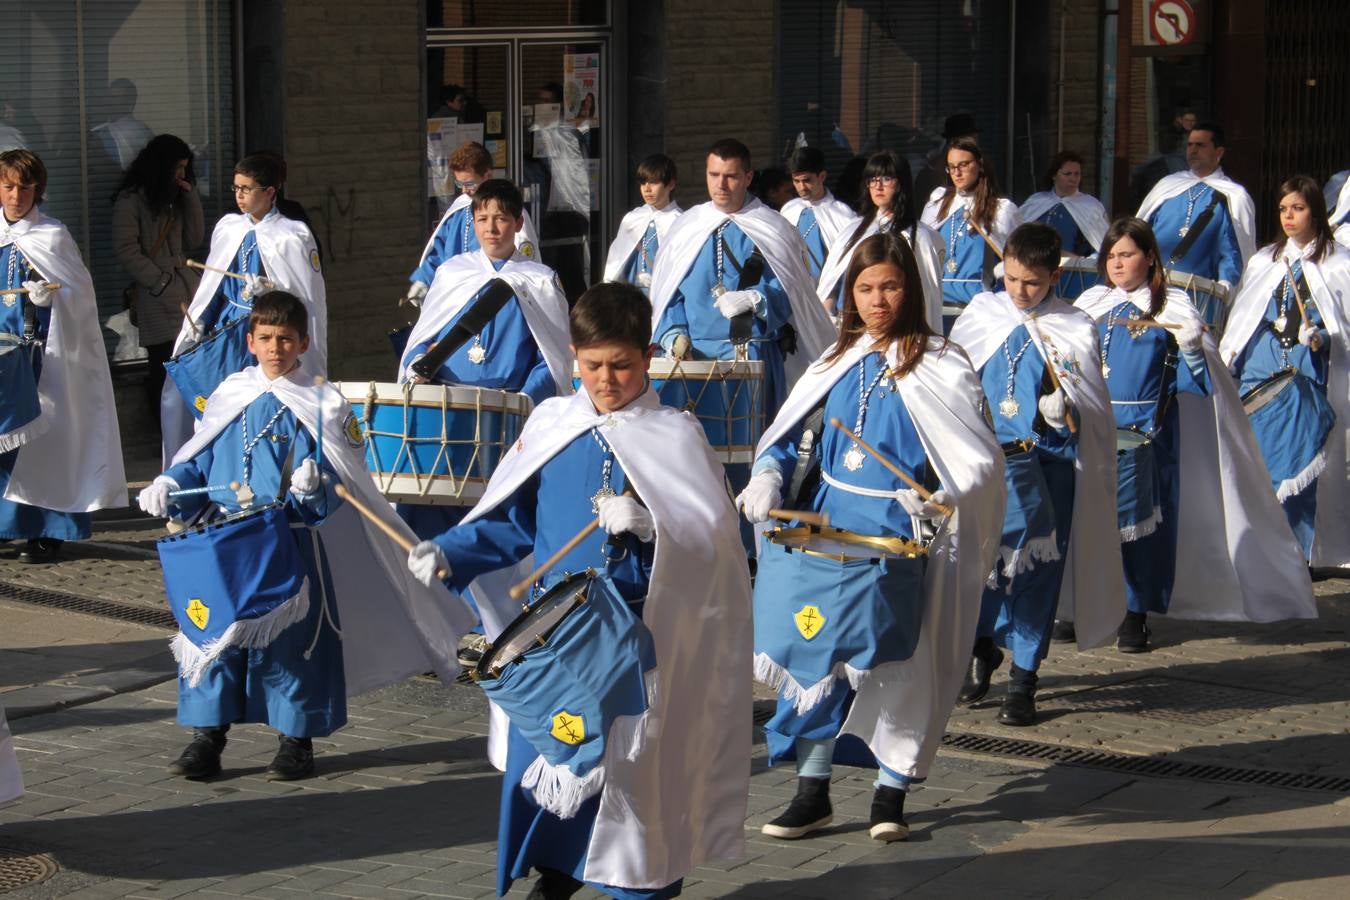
[1115,427,1160,541]
[1241,368,1336,495]
[0,332,42,448]
[336,381,532,506]
[1058,256,1101,301]
[752,525,927,712]
[157,503,309,684]
[1166,270,1230,333]
[164,318,253,418]
[475,571,657,816]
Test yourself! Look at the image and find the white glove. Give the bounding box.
[290,458,322,496]
[1176,319,1204,353]
[405,280,429,307]
[735,469,783,524]
[596,495,656,543]
[1299,322,1323,350]
[137,476,179,518]
[22,280,54,307]
[242,273,273,299]
[408,540,451,587]
[897,488,952,520]
[921,490,952,519]
[1038,390,1068,430]
[895,488,926,517]
[715,289,761,319]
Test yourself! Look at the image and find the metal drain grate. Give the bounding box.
[941,731,1350,793]
[0,580,176,630]
[0,846,58,893]
[1039,676,1286,727]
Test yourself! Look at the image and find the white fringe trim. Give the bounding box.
[1120,506,1163,543]
[753,651,868,714]
[522,754,607,820]
[985,533,1061,592]
[169,578,310,688]
[606,670,660,764]
[0,415,48,454]
[1276,449,1327,502]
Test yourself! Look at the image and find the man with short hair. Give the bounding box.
[780,146,858,281]
[1136,122,1256,330]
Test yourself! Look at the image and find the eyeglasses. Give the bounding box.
[945,160,978,174]
[455,179,481,191]
[867,176,897,187]
[230,184,263,196]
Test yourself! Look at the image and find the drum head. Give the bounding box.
[1241,368,1297,416]
[1116,428,1151,452]
[767,525,925,561]
[476,571,594,679]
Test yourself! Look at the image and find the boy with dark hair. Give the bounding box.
[406,141,541,304]
[781,146,857,280]
[140,291,472,781]
[602,153,682,292]
[947,222,1123,726]
[409,281,752,900]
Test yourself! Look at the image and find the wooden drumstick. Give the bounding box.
[828,418,953,516]
[1025,315,1078,434]
[1125,318,1180,331]
[334,483,448,580]
[963,211,1004,260]
[509,488,636,601]
[185,259,248,282]
[0,283,63,295]
[167,480,242,499]
[767,508,830,527]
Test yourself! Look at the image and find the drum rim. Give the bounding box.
[1240,366,1298,411]
[334,380,536,414]
[158,501,287,543]
[768,525,927,560]
[1164,269,1225,298]
[1059,255,1100,273]
[1116,425,1153,451]
[473,568,598,681]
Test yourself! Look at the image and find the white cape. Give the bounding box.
[162,212,328,465]
[458,388,753,890]
[1019,190,1111,252]
[816,219,945,330]
[395,249,573,395]
[602,202,683,283]
[1219,241,1350,572]
[920,191,1022,249]
[1136,167,1257,266]
[755,337,1006,780]
[417,194,541,271]
[1331,177,1350,250]
[173,366,476,694]
[781,193,858,253]
[1,208,126,512]
[0,701,21,803]
[1078,283,1315,619]
[648,197,837,389]
[949,291,1125,649]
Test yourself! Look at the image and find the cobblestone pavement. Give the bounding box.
[2,525,1350,898]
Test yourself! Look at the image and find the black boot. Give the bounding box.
[957,637,1003,704]
[265,735,315,781]
[1050,619,1077,643]
[761,775,833,839]
[526,867,584,900]
[1117,611,1150,653]
[167,726,228,778]
[998,665,1038,726]
[17,538,62,564]
[869,784,909,842]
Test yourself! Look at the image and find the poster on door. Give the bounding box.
[564,52,600,128]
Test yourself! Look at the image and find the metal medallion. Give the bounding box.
[843,446,866,472]
[1178,226,1189,238]
[946,258,958,273]
[999,396,1021,419]
[636,271,652,288]
[1274,314,1288,334]
[467,342,487,364]
[1101,363,1111,379]
[711,284,727,299]
[590,486,617,514]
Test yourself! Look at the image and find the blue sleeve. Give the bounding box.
[1177,348,1211,398]
[1216,208,1244,286]
[410,218,454,285]
[433,481,537,593]
[656,288,690,350]
[285,429,342,526]
[164,451,210,520]
[755,266,793,332]
[753,420,805,482]
[520,350,557,406]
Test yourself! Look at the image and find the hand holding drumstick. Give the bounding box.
[829,419,953,517]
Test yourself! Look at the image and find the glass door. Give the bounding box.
[424,42,512,221]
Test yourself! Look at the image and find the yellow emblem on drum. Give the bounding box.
[794,605,825,640]
[343,412,364,448]
[185,598,210,630]
[194,395,208,413]
[550,711,586,745]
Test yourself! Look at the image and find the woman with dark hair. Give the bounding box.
[920,137,1020,326]
[111,133,205,427]
[160,152,326,462]
[816,151,943,329]
[1221,174,1350,570]
[737,233,1005,844]
[1020,151,1110,300]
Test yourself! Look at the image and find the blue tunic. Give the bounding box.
[432,429,667,899]
[409,203,476,286]
[1036,202,1094,257]
[1147,185,1243,328]
[199,216,268,334]
[795,208,829,281]
[754,351,928,780]
[976,322,1077,671]
[935,209,989,308]
[620,219,660,291]
[0,242,91,541]
[1232,262,1332,556]
[1098,301,1210,613]
[165,390,346,737]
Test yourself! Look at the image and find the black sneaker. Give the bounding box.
[869,784,909,842]
[1050,619,1077,643]
[167,728,227,779]
[1117,612,1150,653]
[761,776,832,839]
[264,736,315,781]
[957,643,1003,704]
[526,868,584,900]
[17,538,62,564]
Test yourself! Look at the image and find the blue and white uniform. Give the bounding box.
[410,194,540,288]
[602,202,683,292]
[780,192,857,283]
[920,189,1021,325]
[815,216,945,331]
[1020,190,1110,301]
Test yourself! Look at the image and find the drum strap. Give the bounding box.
[409,278,517,380]
[1168,191,1225,265]
[1147,343,1180,435]
[720,236,766,346]
[787,400,827,506]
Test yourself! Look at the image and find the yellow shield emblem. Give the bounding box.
[550,711,586,745]
[194,395,208,413]
[343,412,364,448]
[185,598,210,630]
[794,605,826,640]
